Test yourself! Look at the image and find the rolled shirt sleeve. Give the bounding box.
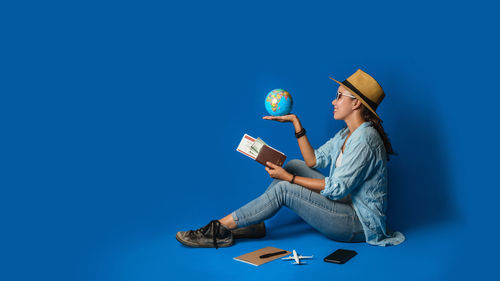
[320,140,374,200]
[312,137,336,169]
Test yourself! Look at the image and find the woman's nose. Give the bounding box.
[332,99,337,106]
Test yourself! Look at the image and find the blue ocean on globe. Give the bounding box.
[265,89,293,116]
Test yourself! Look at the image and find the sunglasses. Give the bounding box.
[336,91,356,100]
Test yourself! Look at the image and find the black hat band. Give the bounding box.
[342,80,379,111]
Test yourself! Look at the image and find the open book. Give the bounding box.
[236,134,286,166]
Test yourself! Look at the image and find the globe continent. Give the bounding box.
[265,89,293,116]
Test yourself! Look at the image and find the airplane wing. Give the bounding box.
[299,255,313,259]
[281,256,294,260]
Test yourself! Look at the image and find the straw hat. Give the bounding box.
[329,69,385,120]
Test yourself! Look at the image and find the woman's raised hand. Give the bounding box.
[262,114,297,123]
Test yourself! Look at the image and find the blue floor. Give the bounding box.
[77,209,488,281]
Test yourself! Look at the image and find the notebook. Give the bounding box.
[233,246,291,266]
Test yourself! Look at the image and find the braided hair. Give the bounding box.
[360,105,397,161]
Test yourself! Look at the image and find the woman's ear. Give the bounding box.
[352,99,363,110]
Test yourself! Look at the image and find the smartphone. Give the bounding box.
[324,249,357,264]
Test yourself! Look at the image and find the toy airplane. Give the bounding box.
[281,249,313,265]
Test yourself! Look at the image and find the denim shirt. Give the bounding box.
[313,121,405,246]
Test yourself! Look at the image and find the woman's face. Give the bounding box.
[332,85,357,120]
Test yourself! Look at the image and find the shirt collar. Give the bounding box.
[341,121,372,138]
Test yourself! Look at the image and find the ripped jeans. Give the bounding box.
[231,159,366,243]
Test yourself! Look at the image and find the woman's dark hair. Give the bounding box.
[360,105,397,161]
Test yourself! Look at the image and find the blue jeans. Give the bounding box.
[232,159,366,243]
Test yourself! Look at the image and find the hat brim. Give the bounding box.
[329,77,381,120]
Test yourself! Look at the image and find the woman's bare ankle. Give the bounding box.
[219,214,237,230]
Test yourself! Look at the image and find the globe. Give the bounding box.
[265,89,293,116]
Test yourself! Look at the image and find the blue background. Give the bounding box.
[1,1,499,280]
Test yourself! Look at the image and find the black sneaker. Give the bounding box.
[232,222,266,239]
[176,220,234,249]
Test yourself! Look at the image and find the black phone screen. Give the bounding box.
[324,249,357,264]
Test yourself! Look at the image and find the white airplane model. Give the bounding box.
[281,250,313,265]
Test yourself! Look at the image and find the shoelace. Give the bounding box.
[187,220,222,249]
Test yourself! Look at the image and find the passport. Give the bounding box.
[236,134,287,167]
